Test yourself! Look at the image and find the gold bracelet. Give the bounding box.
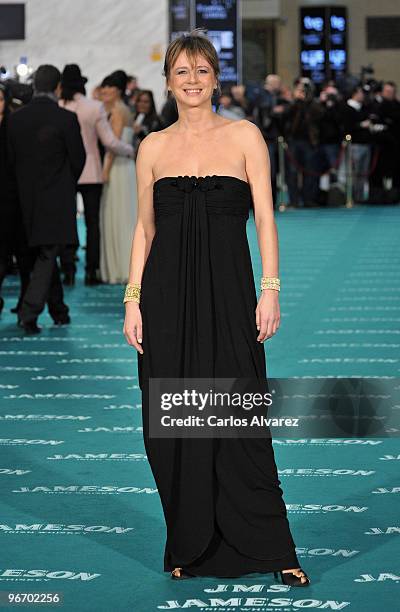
[123,283,141,304]
[261,276,280,292]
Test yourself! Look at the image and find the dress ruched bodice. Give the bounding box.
[153,174,251,218]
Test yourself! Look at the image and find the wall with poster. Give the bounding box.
[0,0,169,111]
[277,0,400,86]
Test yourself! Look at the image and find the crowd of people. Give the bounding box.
[217,74,400,208]
[0,62,399,333]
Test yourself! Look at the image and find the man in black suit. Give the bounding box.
[7,65,86,334]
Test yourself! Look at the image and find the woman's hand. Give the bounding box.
[255,289,280,342]
[133,122,144,135]
[102,166,110,183]
[123,301,143,354]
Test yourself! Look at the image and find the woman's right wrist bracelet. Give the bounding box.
[124,282,141,304]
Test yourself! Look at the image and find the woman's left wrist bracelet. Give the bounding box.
[124,283,141,304]
[260,276,280,292]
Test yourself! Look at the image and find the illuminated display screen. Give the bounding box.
[170,0,191,40]
[169,0,239,86]
[300,6,347,82]
[329,7,347,76]
[0,3,25,40]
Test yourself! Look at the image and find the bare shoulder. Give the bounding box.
[137,129,164,155]
[136,131,167,182]
[231,120,267,164]
[231,118,264,142]
[111,100,129,120]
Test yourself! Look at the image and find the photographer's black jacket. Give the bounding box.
[341,102,371,144]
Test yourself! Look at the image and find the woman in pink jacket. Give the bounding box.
[59,64,133,285]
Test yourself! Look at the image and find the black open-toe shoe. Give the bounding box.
[274,568,310,587]
[171,567,195,580]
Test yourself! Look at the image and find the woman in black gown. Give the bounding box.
[123,29,310,586]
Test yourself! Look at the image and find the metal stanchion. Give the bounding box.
[345,134,353,208]
[277,136,289,211]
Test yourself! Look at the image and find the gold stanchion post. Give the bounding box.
[277,136,289,211]
[345,134,353,208]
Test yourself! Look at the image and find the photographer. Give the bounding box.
[318,84,343,179]
[368,81,400,202]
[251,74,289,205]
[283,77,323,207]
[342,85,380,203]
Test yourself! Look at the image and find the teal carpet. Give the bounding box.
[0,206,399,611]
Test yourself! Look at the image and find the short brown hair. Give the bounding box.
[163,28,221,95]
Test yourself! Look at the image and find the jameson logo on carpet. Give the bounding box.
[12,485,157,495]
[0,468,31,475]
[0,439,64,445]
[77,426,143,432]
[287,504,368,514]
[0,414,92,420]
[295,547,359,558]
[278,468,376,476]
[103,403,140,410]
[156,584,352,610]
[0,523,134,535]
[46,452,147,461]
[365,526,400,535]
[379,454,400,460]
[3,394,116,399]
[354,573,400,583]
[273,439,383,445]
[0,568,101,581]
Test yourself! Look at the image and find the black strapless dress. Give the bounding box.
[138,175,300,577]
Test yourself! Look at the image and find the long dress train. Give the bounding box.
[138,174,300,577]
